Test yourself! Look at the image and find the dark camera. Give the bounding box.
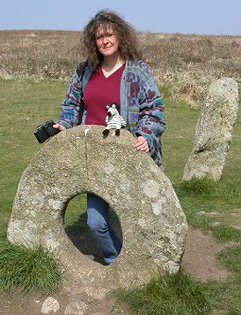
[34,120,59,143]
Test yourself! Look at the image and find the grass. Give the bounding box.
[1,78,241,313]
[115,271,212,315]
[0,242,61,294]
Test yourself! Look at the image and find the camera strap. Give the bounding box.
[76,59,89,124]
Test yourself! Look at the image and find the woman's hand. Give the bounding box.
[135,136,149,153]
[53,123,66,132]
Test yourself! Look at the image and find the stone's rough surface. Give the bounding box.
[183,77,239,181]
[7,126,187,299]
[41,297,60,314]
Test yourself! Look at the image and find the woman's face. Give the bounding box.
[95,25,120,58]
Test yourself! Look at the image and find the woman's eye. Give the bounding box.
[96,33,114,40]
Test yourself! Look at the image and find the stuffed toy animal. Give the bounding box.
[102,104,126,137]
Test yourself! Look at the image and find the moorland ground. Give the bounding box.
[1,30,241,107]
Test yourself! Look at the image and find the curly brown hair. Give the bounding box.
[82,10,142,69]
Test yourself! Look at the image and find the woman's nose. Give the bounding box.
[102,36,108,44]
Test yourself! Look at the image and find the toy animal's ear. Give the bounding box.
[112,104,116,108]
[106,105,110,109]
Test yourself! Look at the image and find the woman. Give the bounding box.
[54,10,166,265]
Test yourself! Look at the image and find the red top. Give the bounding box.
[84,65,125,125]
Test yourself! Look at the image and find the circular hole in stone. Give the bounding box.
[64,193,123,265]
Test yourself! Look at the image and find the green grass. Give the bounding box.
[115,271,212,315]
[1,78,241,313]
[0,242,61,294]
[64,194,88,233]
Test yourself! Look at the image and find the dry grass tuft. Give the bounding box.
[0,30,240,107]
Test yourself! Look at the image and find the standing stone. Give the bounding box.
[183,77,239,181]
[7,126,187,299]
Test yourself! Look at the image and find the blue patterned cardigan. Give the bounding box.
[59,59,166,168]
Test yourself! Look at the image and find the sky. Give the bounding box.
[1,0,241,36]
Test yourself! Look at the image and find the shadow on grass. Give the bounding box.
[64,208,122,263]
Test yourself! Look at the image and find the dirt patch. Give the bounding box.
[0,228,238,315]
[0,289,115,315]
[181,228,237,282]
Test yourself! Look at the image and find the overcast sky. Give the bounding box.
[1,0,241,35]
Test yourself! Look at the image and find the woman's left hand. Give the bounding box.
[135,136,149,153]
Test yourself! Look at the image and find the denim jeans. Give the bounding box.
[87,193,122,264]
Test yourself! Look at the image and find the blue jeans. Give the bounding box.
[87,193,122,264]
